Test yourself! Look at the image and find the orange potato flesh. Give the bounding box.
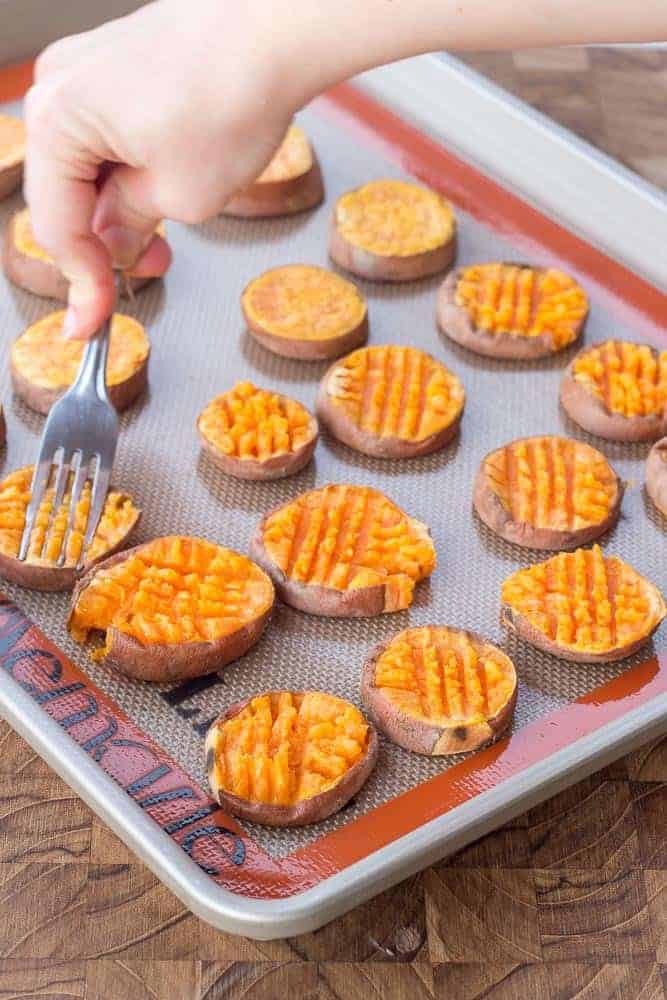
[262,484,436,611]
[571,340,667,418]
[484,436,618,531]
[255,125,313,183]
[455,264,587,348]
[334,179,455,257]
[374,626,515,726]
[324,345,464,442]
[198,382,315,463]
[0,114,25,168]
[0,465,138,568]
[208,691,370,805]
[12,310,149,391]
[502,545,665,656]
[242,265,367,343]
[69,536,274,650]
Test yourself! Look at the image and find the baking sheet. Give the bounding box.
[0,97,664,860]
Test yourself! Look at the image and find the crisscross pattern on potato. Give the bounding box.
[0,466,137,567]
[455,264,587,345]
[242,265,366,342]
[12,311,149,389]
[262,484,435,609]
[572,340,667,418]
[374,627,515,725]
[256,125,312,183]
[0,114,24,168]
[209,691,369,805]
[502,545,664,654]
[198,382,315,462]
[325,345,464,441]
[483,436,618,530]
[69,536,274,646]
[335,179,455,257]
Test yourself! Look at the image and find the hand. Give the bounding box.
[24,0,304,339]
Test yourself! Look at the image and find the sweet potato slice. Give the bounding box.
[329,178,456,282]
[241,264,368,360]
[361,625,517,755]
[0,405,5,449]
[250,483,436,618]
[474,435,623,550]
[198,381,318,480]
[0,465,140,591]
[316,344,464,458]
[560,340,667,442]
[646,437,667,518]
[205,690,378,826]
[222,125,323,218]
[2,209,168,300]
[437,263,588,359]
[0,114,24,201]
[501,545,665,663]
[69,536,275,682]
[11,310,149,414]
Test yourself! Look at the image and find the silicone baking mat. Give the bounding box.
[0,74,665,886]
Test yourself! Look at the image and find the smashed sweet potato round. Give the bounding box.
[560,340,667,442]
[2,209,168,300]
[198,381,318,480]
[241,264,369,360]
[250,483,436,618]
[316,345,465,458]
[0,465,140,591]
[11,310,149,414]
[329,179,457,282]
[0,114,24,200]
[501,545,665,663]
[361,626,517,755]
[222,125,324,218]
[437,263,588,359]
[646,437,667,518]
[69,536,275,682]
[474,435,623,550]
[205,690,378,826]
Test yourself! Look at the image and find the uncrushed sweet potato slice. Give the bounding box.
[11,310,149,414]
[317,345,464,457]
[241,264,368,360]
[205,690,378,825]
[475,435,622,549]
[198,381,318,480]
[361,626,517,754]
[0,114,24,200]
[0,465,140,591]
[69,536,275,681]
[501,544,665,662]
[256,125,313,183]
[250,484,436,617]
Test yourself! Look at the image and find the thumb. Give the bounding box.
[93,164,172,275]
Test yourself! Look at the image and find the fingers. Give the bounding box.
[92,165,163,268]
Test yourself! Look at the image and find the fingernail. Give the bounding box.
[98,226,146,269]
[61,306,82,340]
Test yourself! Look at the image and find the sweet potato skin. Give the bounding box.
[316,371,461,458]
[222,157,324,219]
[329,222,456,283]
[560,349,667,442]
[472,440,624,550]
[205,694,379,826]
[0,406,5,448]
[69,543,274,682]
[436,268,587,359]
[360,629,517,755]
[0,162,22,201]
[646,437,667,517]
[243,292,369,362]
[198,410,318,481]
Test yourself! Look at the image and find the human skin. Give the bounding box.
[24,0,667,339]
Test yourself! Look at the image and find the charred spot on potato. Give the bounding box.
[501,544,666,659]
[258,484,436,615]
[453,726,468,742]
[455,264,587,348]
[570,341,667,419]
[205,745,216,777]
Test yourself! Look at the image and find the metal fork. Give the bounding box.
[17,295,120,571]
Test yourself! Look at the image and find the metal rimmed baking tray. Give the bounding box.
[0,54,665,938]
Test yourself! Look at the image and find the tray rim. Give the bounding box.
[0,55,666,939]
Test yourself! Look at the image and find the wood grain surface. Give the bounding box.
[0,45,665,999]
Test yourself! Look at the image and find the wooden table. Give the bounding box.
[0,46,665,1000]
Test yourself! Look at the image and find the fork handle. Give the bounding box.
[73,313,114,402]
